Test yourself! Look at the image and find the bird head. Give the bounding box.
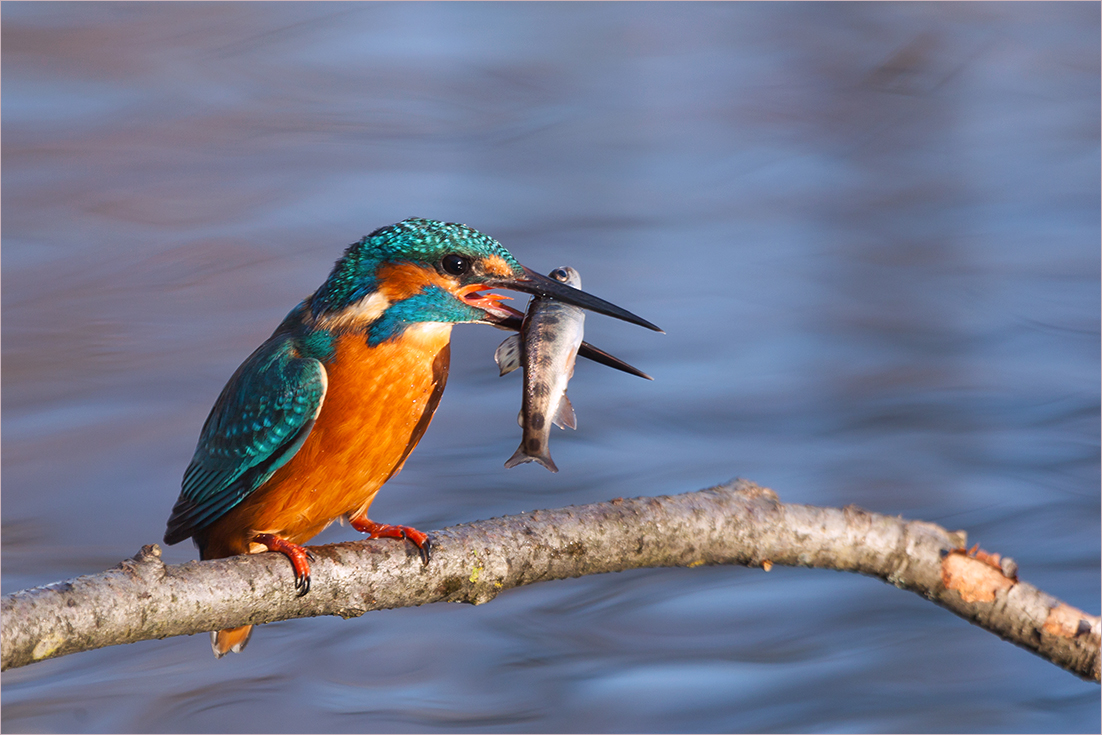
[310,218,659,345]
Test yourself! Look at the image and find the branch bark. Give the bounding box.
[3,480,1098,680]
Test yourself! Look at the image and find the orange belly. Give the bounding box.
[200,323,453,558]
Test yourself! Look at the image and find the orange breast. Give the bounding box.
[202,324,453,557]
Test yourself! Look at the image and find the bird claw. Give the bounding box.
[297,549,315,594]
[417,536,432,566]
[253,533,314,597]
[349,517,432,566]
[294,571,311,597]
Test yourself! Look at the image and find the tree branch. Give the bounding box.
[3,480,1098,679]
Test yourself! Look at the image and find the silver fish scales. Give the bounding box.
[495,266,585,472]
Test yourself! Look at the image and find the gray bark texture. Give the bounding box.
[3,480,1099,679]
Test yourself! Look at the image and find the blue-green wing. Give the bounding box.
[164,337,327,545]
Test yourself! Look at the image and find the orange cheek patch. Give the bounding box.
[481,255,516,277]
[376,262,455,301]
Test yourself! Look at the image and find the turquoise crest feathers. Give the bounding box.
[310,218,521,317]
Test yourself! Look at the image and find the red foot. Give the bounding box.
[349,516,432,565]
[253,533,314,596]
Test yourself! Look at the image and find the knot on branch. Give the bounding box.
[721,477,780,504]
[115,544,167,582]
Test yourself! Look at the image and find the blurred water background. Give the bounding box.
[2,2,1099,732]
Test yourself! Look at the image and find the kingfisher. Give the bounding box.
[164,218,659,657]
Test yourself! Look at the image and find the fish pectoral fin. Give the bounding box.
[553,394,577,430]
[494,335,522,376]
[516,409,524,427]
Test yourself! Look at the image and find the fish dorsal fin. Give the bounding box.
[495,335,522,376]
[553,394,577,430]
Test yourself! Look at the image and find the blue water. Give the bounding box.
[2,3,1099,732]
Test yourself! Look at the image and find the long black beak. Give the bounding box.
[486,266,663,333]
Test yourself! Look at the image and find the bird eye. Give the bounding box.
[441,253,470,276]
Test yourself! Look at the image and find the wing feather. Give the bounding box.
[164,337,327,545]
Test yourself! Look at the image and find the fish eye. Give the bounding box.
[441,253,470,276]
[550,268,569,281]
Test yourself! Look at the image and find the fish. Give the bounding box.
[495,266,586,472]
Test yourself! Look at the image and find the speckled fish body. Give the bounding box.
[495,266,584,473]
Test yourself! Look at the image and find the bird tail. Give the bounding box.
[211,625,253,658]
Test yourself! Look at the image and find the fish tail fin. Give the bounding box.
[504,444,558,473]
[211,625,253,658]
